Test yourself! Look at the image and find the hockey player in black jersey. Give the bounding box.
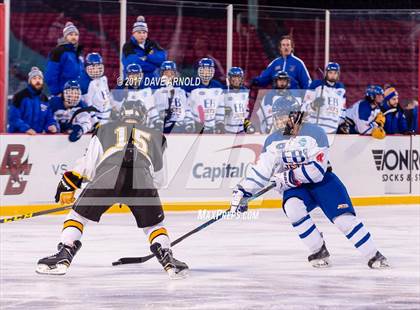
[36,99,188,279]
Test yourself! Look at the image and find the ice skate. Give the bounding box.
[150,243,189,279]
[36,241,82,275]
[308,242,331,268]
[368,251,390,269]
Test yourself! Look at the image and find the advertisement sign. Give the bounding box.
[0,134,419,209]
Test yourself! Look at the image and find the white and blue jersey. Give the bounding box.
[222,87,250,133]
[345,99,381,134]
[302,80,346,134]
[188,85,224,132]
[240,123,329,194]
[153,86,194,129]
[241,123,355,223]
[80,72,113,125]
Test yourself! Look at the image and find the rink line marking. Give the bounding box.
[0,196,419,216]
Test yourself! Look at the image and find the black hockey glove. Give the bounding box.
[244,119,256,134]
[55,171,82,204]
[215,122,225,134]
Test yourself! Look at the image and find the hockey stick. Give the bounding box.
[315,68,325,125]
[112,182,276,266]
[0,205,72,224]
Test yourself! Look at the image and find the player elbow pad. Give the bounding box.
[62,171,83,190]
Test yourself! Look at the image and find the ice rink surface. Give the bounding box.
[1,205,419,310]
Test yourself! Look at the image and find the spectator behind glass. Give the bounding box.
[402,99,418,134]
[252,35,312,90]
[122,16,167,82]
[45,22,83,96]
[8,67,57,134]
[381,86,410,134]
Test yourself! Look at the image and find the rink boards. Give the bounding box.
[0,134,419,216]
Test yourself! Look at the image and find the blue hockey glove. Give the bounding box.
[69,125,84,142]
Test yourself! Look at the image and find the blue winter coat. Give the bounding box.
[45,42,83,95]
[122,36,167,80]
[8,85,56,133]
[253,54,312,89]
[381,102,408,134]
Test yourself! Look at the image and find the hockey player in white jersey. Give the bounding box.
[36,99,188,278]
[153,61,194,133]
[230,97,389,269]
[187,58,224,133]
[80,52,112,125]
[222,67,255,134]
[302,62,347,134]
[113,63,162,130]
[345,85,386,139]
[48,80,96,142]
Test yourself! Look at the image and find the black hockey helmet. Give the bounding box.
[119,99,147,124]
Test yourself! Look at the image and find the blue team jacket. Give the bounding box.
[122,36,167,80]
[8,85,56,133]
[381,102,408,134]
[45,42,83,95]
[253,54,312,89]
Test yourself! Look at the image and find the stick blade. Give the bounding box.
[112,254,155,266]
[112,260,123,266]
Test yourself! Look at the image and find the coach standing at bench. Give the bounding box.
[121,16,167,82]
[45,22,83,96]
[252,35,311,90]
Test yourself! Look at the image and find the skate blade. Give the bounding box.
[310,258,331,268]
[370,261,390,269]
[36,263,68,275]
[166,268,189,280]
